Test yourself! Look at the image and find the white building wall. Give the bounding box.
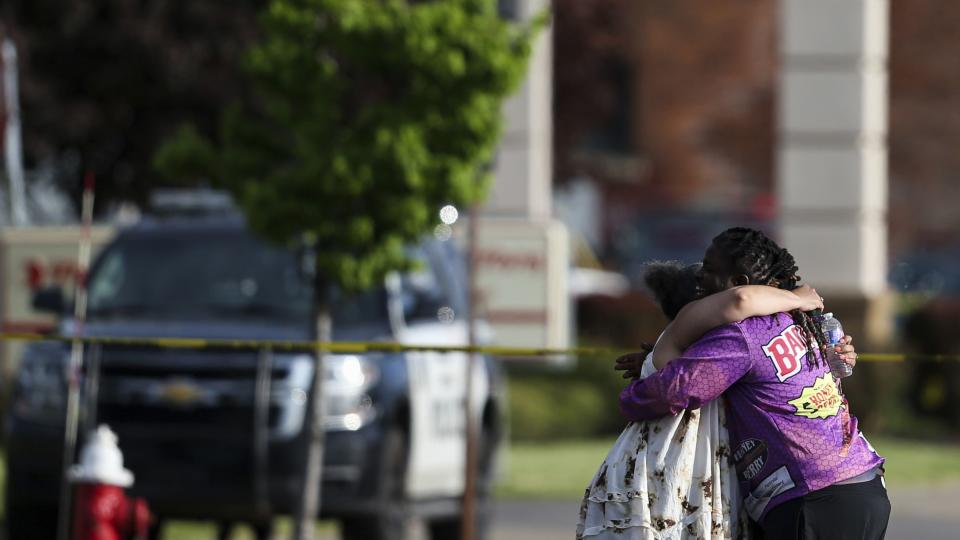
[486,0,553,220]
[777,0,889,297]
[471,0,568,351]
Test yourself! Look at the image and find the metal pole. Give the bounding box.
[80,344,102,437]
[294,313,329,540]
[293,273,330,540]
[57,172,95,540]
[2,39,29,226]
[254,346,274,520]
[460,206,481,540]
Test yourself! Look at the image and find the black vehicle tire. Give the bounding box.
[5,499,57,540]
[426,498,491,540]
[252,520,273,540]
[427,427,496,540]
[216,520,272,540]
[147,518,166,540]
[339,426,409,540]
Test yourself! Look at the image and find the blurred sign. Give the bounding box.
[0,226,115,376]
[468,218,569,354]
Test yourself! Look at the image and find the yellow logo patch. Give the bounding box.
[159,378,205,407]
[788,373,842,419]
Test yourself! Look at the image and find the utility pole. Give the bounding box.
[2,38,29,226]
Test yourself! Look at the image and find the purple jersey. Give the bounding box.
[620,313,884,521]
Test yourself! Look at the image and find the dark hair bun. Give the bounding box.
[643,261,685,296]
[643,261,701,320]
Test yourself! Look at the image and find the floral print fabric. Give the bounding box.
[576,354,749,540]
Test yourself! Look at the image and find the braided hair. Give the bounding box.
[709,227,828,369]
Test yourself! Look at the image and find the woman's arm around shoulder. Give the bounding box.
[651,284,823,369]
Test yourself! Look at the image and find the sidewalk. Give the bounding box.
[885,481,960,539]
[888,481,960,519]
[287,483,960,539]
[483,482,960,540]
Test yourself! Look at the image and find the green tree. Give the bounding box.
[155,1,540,538]
[2,0,266,208]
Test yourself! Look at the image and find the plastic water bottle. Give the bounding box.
[820,313,852,378]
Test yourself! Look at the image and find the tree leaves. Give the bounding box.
[154,0,539,291]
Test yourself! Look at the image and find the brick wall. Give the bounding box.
[557,0,960,261]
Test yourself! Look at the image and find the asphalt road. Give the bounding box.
[487,489,960,540]
[315,482,960,540]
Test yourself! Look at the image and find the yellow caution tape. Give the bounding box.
[857,353,955,363]
[0,332,615,357]
[0,332,954,362]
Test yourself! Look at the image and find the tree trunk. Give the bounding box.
[293,297,331,540]
[460,205,481,540]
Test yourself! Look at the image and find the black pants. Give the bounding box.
[761,476,891,540]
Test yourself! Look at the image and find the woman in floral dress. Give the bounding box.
[576,262,829,539]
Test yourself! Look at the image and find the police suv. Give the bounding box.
[5,210,503,540]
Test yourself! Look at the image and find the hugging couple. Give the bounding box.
[576,227,890,540]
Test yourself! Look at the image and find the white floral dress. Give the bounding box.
[576,352,750,540]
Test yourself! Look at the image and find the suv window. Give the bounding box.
[86,230,388,325]
[88,232,312,320]
[400,246,451,323]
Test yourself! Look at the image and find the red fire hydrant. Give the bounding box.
[69,425,152,540]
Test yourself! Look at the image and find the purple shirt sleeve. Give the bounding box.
[619,323,753,421]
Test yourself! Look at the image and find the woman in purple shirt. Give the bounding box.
[620,228,890,539]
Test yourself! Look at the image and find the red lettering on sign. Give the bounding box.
[474,250,544,271]
[24,259,45,290]
[484,310,548,324]
[21,258,83,291]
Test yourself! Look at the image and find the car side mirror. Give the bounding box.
[405,292,446,322]
[402,277,449,322]
[32,285,66,315]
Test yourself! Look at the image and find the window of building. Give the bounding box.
[580,60,634,155]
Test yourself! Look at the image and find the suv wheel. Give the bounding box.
[5,500,58,540]
[340,426,409,540]
[426,498,490,540]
